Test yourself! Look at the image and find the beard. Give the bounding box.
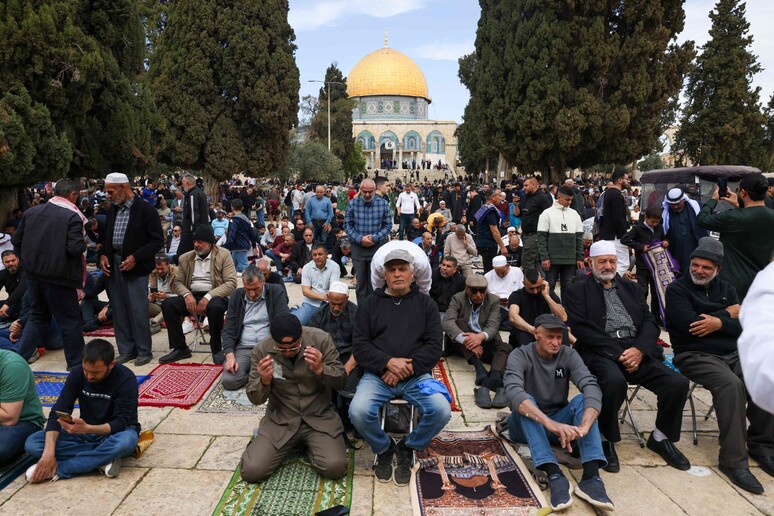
[592,266,616,283]
[690,269,718,287]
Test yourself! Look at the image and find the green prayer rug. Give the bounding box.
[213,450,355,516]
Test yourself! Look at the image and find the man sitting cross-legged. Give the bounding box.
[25,339,140,482]
[239,314,347,483]
[221,265,290,391]
[349,249,451,486]
[428,255,466,319]
[443,274,512,409]
[290,243,340,325]
[0,349,46,466]
[504,314,614,512]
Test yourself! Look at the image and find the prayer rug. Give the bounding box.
[197,382,267,415]
[411,426,550,516]
[642,242,679,327]
[35,372,150,408]
[83,322,115,337]
[433,360,460,412]
[0,453,35,491]
[138,363,222,408]
[213,450,355,516]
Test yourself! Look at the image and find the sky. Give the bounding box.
[289,0,774,125]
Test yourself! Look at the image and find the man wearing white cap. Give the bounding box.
[370,240,432,295]
[484,255,524,329]
[101,173,164,366]
[661,187,706,275]
[564,240,690,474]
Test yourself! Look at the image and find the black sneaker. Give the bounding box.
[394,438,413,486]
[374,439,395,483]
[548,473,573,511]
[575,475,614,511]
[159,348,192,364]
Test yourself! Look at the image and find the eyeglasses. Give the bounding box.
[468,287,487,294]
[273,337,302,353]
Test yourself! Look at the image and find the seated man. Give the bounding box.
[267,231,295,278]
[0,349,46,466]
[406,218,425,242]
[443,224,477,277]
[0,250,26,324]
[443,275,512,409]
[370,240,433,295]
[255,258,287,294]
[166,225,181,261]
[240,314,347,483]
[418,231,440,268]
[331,237,352,278]
[428,256,466,317]
[221,265,290,391]
[160,225,237,364]
[349,250,451,486]
[565,241,690,474]
[504,315,614,512]
[666,238,774,494]
[508,269,570,348]
[484,255,525,329]
[25,339,140,481]
[147,253,177,335]
[288,228,315,283]
[291,244,340,325]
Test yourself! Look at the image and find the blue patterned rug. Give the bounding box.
[34,371,151,407]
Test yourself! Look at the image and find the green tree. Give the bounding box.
[466,0,694,183]
[674,0,766,167]
[637,152,666,172]
[147,0,299,191]
[287,141,345,182]
[764,94,774,171]
[457,52,498,174]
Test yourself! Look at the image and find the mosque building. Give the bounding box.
[347,36,458,175]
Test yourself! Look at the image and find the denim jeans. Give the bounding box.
[310,220,329,245]
[290,301,319,325]
[507,394,606,468]
[265,250,284,273]
[257,211,265,228]
[397,213,413,240]
[349,372,451,454]
[231,250,248,273]
[25,429,139,479]
[0,421,40,465]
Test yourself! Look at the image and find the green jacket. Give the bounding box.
[537,203,584,264]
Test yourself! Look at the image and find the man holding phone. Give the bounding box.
[24,339,140,482]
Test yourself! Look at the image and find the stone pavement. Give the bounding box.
[2,279,772,515]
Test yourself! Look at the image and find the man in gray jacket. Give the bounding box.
[504,314,613,512]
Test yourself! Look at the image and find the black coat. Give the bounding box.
[620,221,665,270]
[598,188,629,240]
[565,273,661,362]
[102,195,165,277]
[182,186,209,234]
[221,283,290,354]
[428,268,466,313]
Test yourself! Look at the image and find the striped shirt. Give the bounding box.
[112,195,135,250]
[343,196,392,247]
[602,282,636,336]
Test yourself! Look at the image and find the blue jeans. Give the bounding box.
[257,210,265,228]
[349,372,451,454]
[25,429,139,479]
[397,213,413,240]
[290,301,319,325]
[0,421,40,466]
[265,250,284,273]
[231,250,248,273]
[310,220,329,245]
[507,394,606,468]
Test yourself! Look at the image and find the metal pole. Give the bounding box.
[327,82,331,151]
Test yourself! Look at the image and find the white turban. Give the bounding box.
[492,256,508,267]
[328,281,349,295]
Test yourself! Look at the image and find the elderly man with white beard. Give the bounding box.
[565,241,690,474]
[666,238,774,495]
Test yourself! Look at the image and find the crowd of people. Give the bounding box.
[1,168,774,512]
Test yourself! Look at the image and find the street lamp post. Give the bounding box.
[309,79,345,151]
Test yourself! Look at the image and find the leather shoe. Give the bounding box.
[116,353,138,365]
[491,388,509,409]
[601,441,620,473]
[134,355,153,367]
[159,348,192,364]
[646,434,690,471]
[719,465,764,495]
[474,387,492,409]
[212,351,225,365]
[750,453,774,478]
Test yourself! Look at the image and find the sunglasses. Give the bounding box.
[468,287,487,294]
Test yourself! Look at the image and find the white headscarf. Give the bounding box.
[661,188,700,234]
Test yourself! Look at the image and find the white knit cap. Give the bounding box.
[589,240,617,257]
[105,172,130,184]
[492,256,507,267]
[328,281,349,295]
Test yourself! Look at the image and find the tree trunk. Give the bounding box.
[0,187,23,228]
[202,172,220,204]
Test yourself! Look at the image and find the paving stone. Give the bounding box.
[372,478,414,516]
[137,406,173,431]
[0,467,147,516]
[457,394,506,426]
[349,474,374,516]
[574,464,683,514]
[123,433,212,469]
[154,406,259,436]
[116,468,231,516]
[443,355,471,372]
[616,436,720,468]
[725,466,774,515]
[197,436,251,471]
[0,476,26,506]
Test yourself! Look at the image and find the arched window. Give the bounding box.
[356,130,375,150]
[426,131,445,154]
[402,131,421,151]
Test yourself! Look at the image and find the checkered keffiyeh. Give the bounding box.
[603,282,636,335]
[343,196,392,246]
[112,195,135,249]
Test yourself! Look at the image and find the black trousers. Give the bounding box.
[635,266,662,324]
[583,351,689,443]
[449,319,512,374]
[479,247,498,274]
[161,292,228,354]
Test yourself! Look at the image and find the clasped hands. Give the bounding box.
[382,357,413,386]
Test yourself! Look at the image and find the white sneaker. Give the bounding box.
[201,317,209,330]
[100,459,121,478]
[25,464,58,483]
[182,319,194,334]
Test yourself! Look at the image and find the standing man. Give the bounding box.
[537,185,585,299]
[177,173,209,262]
[661,187,706,275]
[512,177,552,271]
[443,224,477,277]
[597,170,631,275]
[305,185,334,245]
[396,183,421,240]
[12,178,86,369]
[344,179,392,303]
[474,189,508,273]
[448,183,466,223]
[170,188,185,229]
[101,173,164,366]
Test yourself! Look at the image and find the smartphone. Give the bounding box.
[55,411,74,423]
[718,178,728,198]
[149,287,159,293]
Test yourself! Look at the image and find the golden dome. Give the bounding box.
[347,47,431,102]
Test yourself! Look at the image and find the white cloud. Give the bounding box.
[414,41,474,61]
[289,0,425,32]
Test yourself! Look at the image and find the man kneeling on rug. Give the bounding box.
[504,314,614,512]
[25,339,140,482]
[240,314,347,483]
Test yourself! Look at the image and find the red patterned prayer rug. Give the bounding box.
[432,360,460,412]
[83,322,115,337]
[138,363,222,409]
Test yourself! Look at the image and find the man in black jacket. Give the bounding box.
[597,170,631,275]
[12,178,86,369]
[565,240,690,474]
[666,238,774,495]
[177,173,209,262]
[221,266,290,390]
[101,173,164,366]
[512,177,552,271]
[288,228,314,283]
[0,250,26,323]
[428,256,466,317]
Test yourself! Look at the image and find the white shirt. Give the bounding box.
[484,267,524,304]
[397,191,420,215]
[370,240,432,294]
[739,262,774,413]
[301,259,341,307]
[190,253,213,293]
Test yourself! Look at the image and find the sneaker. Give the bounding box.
[374,439,396,483]
[182,319,194,334]
[575,476,615,511]
[394,438,413,486]
[100,459,122,478]
[25,464,58,483]
[27,351,40,365]
[548,473,573,511]
[212,351,225,365]
[201,317,209,331]
[159,347,192,364]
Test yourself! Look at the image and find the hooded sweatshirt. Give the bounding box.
[536,202,584,264]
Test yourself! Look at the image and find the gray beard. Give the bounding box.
[690,270,717,287]
[592,269,616,283]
